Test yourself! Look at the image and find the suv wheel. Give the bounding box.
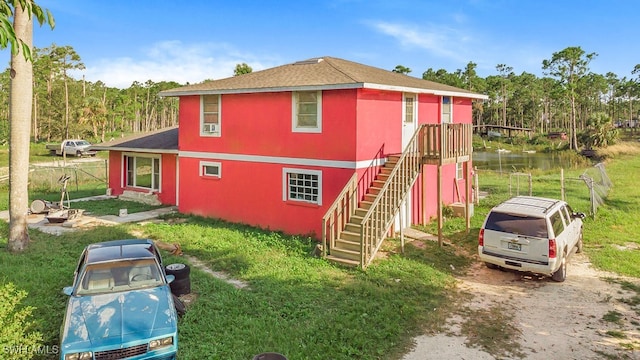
[551,254,567,282]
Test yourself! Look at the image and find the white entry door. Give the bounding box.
[402,93,418,149]
[396,93,417,230]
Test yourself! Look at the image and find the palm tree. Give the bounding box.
[579,112,618,150]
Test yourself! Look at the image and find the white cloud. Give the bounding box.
[368,20,551,77]
[71,41,275,89]
[369,21,473,63]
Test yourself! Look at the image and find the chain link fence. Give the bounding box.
[476,162,612,219]
[1,159,108,193]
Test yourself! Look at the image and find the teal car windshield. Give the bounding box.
[76,259,163,295]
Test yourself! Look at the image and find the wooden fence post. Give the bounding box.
[437,165,443,247]
[465,161,470,234]
[474,166,479,205]
[590,178,597,218]
[560,168,565,201]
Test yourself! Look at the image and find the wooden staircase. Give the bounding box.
[325,156,404,267]
[321,123,472,269]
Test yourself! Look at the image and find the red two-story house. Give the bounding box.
[96,57,486,268]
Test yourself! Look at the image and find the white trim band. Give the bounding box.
[179,151,385,169]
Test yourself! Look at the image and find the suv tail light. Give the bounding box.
[479,229,484,246]
[548,239,557,258]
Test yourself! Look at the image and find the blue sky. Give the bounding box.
[8,0,640,89]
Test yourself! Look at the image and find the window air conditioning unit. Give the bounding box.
[203,123,218,133]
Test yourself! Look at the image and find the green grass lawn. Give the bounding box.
[0,218,459,360]
[1,146,639,359]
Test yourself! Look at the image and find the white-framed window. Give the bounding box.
[199,161,221,178]
[125,154,160,191]
[292,91,322,133]
[201,94,221,136]
[404,93,416,124]
[442,96,452,124]
[282,168,322,205]
[456,162,464,180]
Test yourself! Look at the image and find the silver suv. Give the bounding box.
[478,196,585,282]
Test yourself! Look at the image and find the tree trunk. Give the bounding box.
[64,74,69,138]
[8,4,33,253]
[571,94,578,150]
[32,89,38,141]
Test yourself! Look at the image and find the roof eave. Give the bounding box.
[159,83,365,97]
[160,82,488,100]
[363,83,489,100]
[90,146,178,154]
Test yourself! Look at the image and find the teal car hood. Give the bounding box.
[61,286,177,349]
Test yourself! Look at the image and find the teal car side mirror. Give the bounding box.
[166,275,175,284]
[62,287,73,296]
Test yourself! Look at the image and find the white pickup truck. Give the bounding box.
[46,139,97,157]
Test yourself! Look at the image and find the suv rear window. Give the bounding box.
[485,212,548,238]
[549,211,565,237]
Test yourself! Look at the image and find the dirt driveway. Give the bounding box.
[403,252,640,359]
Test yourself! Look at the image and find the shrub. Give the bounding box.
[528,134,551,146]
[0,283,43,360]
[579,112,619,149]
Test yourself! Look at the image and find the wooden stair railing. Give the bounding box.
[321,172,358,258]
[321,123,472,268]
[321,125,425,268]
[358,125,425,268]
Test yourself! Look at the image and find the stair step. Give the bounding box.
[352,208,395,225]
[361,200,391,212]
[354,208,369,217]
[335,238,360,252]
[350,214,364,224]
[344,222,361,233]
[368,186,381,195]
[329,247,361,261]
[340,229,360,242]
[325,255,360,267]
[363,193,377,202]
[360,200,373,210]
[385,158,400,166]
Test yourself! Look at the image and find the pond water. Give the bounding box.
[472,150,588,171]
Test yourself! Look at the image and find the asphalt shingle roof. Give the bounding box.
[101,57,486,152]
[160,56,487,99]
[91,126,178,153]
